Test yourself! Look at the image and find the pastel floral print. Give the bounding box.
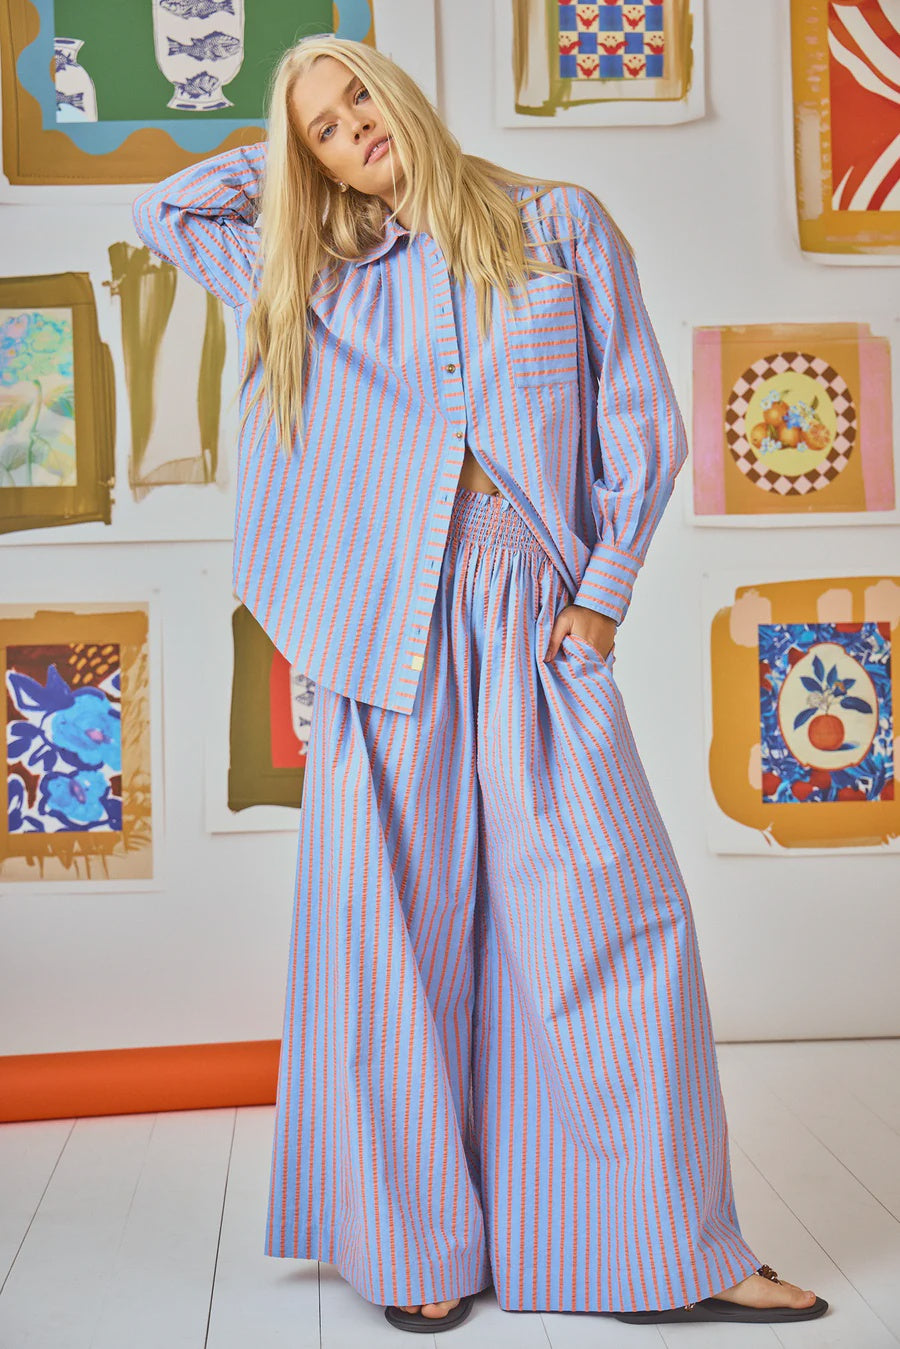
[0,308,76,488]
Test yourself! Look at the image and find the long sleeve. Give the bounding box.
[131,139,267,308]
[570,188,688,625]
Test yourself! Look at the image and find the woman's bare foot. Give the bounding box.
[711,1271,817,1310]
[397,1298,461,1319]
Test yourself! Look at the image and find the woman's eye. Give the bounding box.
[320,87,370,140]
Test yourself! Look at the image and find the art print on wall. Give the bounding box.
[0,0,378,188]
[0,273,115,536]
[758,621,892,805]
[496,0,705,125]
[690,323,895,524]
[2,603,154,881]
[227,603,311,813]
[791,0,900,258]
[108,242,227,496]
[705,572,900,854]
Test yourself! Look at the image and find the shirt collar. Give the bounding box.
[349,214,410,269]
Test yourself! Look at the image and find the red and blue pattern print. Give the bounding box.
[758,621,893,804]
[558,3,666,81]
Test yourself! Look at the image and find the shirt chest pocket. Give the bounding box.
[502,271,580,388]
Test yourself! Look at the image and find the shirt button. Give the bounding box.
[454,431,464,439]
[445,364,456,372]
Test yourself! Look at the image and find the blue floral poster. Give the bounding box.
[2,604,152,881]
[7,643,123,834]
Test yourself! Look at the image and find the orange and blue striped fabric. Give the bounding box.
[131,141,688,714]
[132,144,763,1317]
[261,487,763,1311]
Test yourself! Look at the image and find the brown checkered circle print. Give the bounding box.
[725,351,856,496]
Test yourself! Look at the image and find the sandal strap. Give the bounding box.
[681,1262,782,1309]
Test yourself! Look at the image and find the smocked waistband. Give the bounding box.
[447,487,546,556]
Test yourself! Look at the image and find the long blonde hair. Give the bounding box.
[237,33,634,456]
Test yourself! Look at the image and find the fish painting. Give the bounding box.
[172,71,221,100]
[56,90,85,110]
[159,0,235,19]
[166,30,242,60]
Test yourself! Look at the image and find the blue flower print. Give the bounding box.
[8,777,24,831]
[39,769,111,828]
[783,399,816,432]
[7,775,45,834]
[47,689,121,771]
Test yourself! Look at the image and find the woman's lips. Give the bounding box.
[367,136,391,164]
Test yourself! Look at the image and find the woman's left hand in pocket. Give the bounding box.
[544,604,618,662]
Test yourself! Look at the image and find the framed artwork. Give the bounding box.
[689,322,896,526]
[495,0,705,126]
[704,570,900,855]
[0,0,436,196]
[0,248,247,547]
[791,0,900,259]
[108,242,228,498]
[2,600,158,883]
[0,272,115,537]
[227,602,312,813]
[203,566,312,833]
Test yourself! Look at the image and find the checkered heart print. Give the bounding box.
[557,3,666,81]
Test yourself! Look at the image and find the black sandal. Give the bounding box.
[612,1263,828,1324]
[384,1292,475,1333]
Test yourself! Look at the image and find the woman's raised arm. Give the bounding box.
[131,139,267,309]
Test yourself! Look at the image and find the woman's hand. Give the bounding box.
[544,604,618,662]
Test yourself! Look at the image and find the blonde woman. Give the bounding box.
[132,34,827,1336]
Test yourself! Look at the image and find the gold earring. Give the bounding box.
[338,181,347,192]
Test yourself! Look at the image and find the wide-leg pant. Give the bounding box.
[263,486,762,1313]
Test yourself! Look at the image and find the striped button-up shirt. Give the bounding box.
[132,141,688,715]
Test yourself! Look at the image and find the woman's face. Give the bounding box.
[290,56,398,201]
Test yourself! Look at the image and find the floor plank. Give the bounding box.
[206,1105,320,1349]
[0,1117,73,1287]
[745,1041,900,1224]
[719,1044,900,1348]
[0,1109,233,1349]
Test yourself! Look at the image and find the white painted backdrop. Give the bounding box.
[1,0,897,1058]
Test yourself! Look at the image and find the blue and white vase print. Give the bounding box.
[54,38,98,122]
[152,0,246,111]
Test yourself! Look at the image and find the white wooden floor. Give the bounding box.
[2,1039,899,1348]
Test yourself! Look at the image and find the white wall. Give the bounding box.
[1,0,897,1057]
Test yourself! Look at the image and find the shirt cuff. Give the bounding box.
[572,542,643,625]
